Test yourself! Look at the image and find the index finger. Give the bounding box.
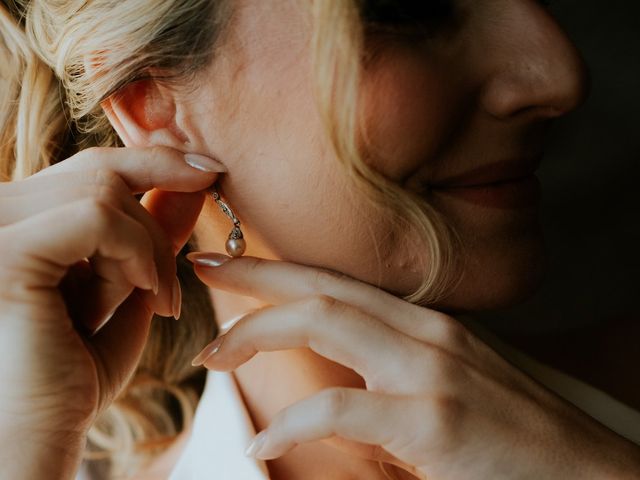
[186,253,453,344]
[24,146,227,194]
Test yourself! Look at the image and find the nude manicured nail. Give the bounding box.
[150,265,159,295]
[184,153,228,173]
[245,431,268,458]
[186,252,232,267]
[172,276,182,320]
[90,310,116,337]
[191,335,225,366]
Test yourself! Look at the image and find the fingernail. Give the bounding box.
[186,252,232,267]
[219,313,245,335]
[90,310,116,337]
[184,153,228,173]
[151,265,159,296]
[191,335,225,366]
[172,276,182,320]
[245,431,268,458]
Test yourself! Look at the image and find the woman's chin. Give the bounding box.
[433,242,547,314]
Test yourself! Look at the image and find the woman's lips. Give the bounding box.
[428,174,541,209]
[416,156,543,209]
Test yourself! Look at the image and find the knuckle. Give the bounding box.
[149,145,178,168]
[305,294,341,316]
[321,387,349,418]
[93,168,125,190]
[149,144,173,159]
[415,393,465,450]
[80,197,114,227]
[433,392,465,421]
[244,256,266,276]
[310,267,346,291]
[432,314,469,348]
[0,252,58,308]
[0,259,22,290]
[93,184,123,208]
[432,393,465,444]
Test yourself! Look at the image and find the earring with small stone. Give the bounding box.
[208,184,246,257]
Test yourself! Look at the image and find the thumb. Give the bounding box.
[141,188,207,254]
[86,188,208,412]
[136,188,207,315]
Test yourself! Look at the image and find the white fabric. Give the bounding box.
[168,369,270,480]
[167,330,640,479]
[75,326,640,479]
[75,462,92,480]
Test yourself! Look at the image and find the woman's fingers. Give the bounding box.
[24,146,226,194]
[64,256,134,335]
[137,189,209,318]
[1,148,224,316]
[188,253,458,347]
[192,296,430,394]
[84,288,155,415]
[140,189,207,256]
[1,180,175,314]
[82,190,209,411]
[247,387,397,459]
[1,198,157,308]
[244,387,428,479]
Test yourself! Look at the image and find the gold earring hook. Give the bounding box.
[208,184,246,257]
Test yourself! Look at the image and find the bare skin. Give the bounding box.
[5,1,639,480]
[100,0,617,479]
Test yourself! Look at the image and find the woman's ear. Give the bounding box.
[101,79,189,149]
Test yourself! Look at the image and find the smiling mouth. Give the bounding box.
[421,156,543,209]
[428,174,541,209]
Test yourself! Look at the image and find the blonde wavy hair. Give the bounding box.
[0,0,458,478]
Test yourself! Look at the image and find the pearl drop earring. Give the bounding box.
[209,184,246,257]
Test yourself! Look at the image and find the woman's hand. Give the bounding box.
[0,147,223,477]
[187,253,640,480]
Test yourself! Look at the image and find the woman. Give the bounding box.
[0,0,638,479]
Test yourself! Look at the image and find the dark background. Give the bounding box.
[477,1,640,335]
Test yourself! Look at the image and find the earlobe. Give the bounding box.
[100,79,189,149]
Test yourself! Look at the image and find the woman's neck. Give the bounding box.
[208,287,415,480]
[193,215,415,478]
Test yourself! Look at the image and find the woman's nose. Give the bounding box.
[479,1,591,120]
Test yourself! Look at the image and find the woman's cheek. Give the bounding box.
[360,44,465,181]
